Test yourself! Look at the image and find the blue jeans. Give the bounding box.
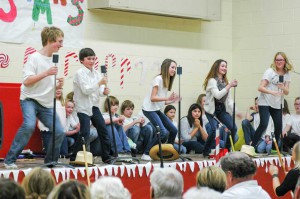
[106,124,131,153]
[70,107,111,162]
[173,143,187,154]
[142,110,177,148]
[214,102,238,145]
[126,123,154,155]
[242,119,255,145]
[257,139,272,154]
[252,106,281,150]
[5,99,65,164]
[183,140,204,154]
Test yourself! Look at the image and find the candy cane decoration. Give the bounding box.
[120,58,131,88]
[94,56,99,71]
[105,53,116,68]
[134,58,148,85]
[23,47,37,64]
[215,124,220,162]
[64,51,79,77]
[0,53,10,68]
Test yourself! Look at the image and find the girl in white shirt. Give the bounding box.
[142,59,180,147]
[252,52,293,150]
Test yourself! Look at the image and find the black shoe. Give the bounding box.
[103,158,114,164]
[131,148,137,157]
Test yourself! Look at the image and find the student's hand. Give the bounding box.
[103,88,110,95]
[167,92,176,101]
[229,79,238,88]
[117,115,125,125]
[99,77,108,86]
[277,82,284,90]
[282,131,287,137]
[268,164,279,176]
[236,112,243,120]
[140,117,145,124]
[75,123,80,132]
[47,66,58,76]
[250,105,258,112]
[194,119,201,128]
[271,90,283,97]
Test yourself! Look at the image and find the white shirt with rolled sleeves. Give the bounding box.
[258,68,291,109]
[287,114,300,136]
[142,75,167,111]
[204,78,234,115]
[20,52,55,108]
[73,66,105,116]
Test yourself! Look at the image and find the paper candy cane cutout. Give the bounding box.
[134,58,148,85]
[23,47,37,64]
[105,53,116,68]
[94,56,99,71]
[120,58,131,88]
[64,51,79,77]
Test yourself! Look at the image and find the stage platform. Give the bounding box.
[0,155,293,199]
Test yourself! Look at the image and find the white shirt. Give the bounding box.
[20,52,55,108]
[283,113,291,131]
[180,117,200,142]
[252,113,274,137]
[66,112,79,132]
[258,68,291,109]
[287,114,300,136]
[223,180,271,199]
[142,75,168,111]
[38,100,66,131]
[73,66,105,116]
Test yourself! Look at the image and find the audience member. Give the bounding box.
[91,176,131,199]
[48,180,90,199]
[150,167,183,199]
[183,187,222,199]
[196,166,226,193]
[0,178,25,199]
[21,167,55,199]
[269,141,300,197]
[220,151,270,198]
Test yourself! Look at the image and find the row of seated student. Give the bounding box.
[242,96,300,155]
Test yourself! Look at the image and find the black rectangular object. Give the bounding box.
[279,75,284,83]
[177,66,182,75]
[52,54,59,64]
[101,65,107,74]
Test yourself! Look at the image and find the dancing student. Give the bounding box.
[121,100,154,161]
[164,105,187,154]
[103,96,132,155]
[179,103,208,154]
[71,48,112,164]
[4,26,65,169]
[251,52,293,151]
[269,141,300,197]
[142,58,180,148]
[282,97,300,151]
[203,59,242,152]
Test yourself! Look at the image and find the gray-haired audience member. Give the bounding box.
[90,176,131,199]
[183,187,222,199]
[0,178,25,199]
[150,167,184,199]
[220,152,271,199]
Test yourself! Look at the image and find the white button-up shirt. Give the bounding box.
[73,66,105,116]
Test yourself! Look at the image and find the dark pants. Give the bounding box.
[283,132,300,150]
[252,106,282,150]
[70,107,111,162]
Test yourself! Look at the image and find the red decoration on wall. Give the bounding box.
[53,0,67,6]
[23,47,37,65]
[0,0,17,22]
[0,53,10,68]
[105,53,116,68]
[120,58,131,89]
[64,51,79,77]
[67,0,84,26]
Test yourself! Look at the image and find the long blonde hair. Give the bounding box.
[271,52,293,72]
[160,58,176,91]
[294,142,300,170]
[203,59,229,90]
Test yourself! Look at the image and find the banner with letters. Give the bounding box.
[0,0,86,48]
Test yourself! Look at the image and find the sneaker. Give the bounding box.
[141,154,151,161]
[4,163,18,169]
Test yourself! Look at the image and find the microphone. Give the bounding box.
[156,126,161,134]
[100,65,108,91]
[52,54,59,66]
[213,115,225,128]
[279,75,284,83]
[177,66,182,75]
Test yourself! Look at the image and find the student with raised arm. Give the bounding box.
[142,58,180,148]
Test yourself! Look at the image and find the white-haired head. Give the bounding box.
[150,167,183,199]
[90,176,131,199]
[183,187,222,199]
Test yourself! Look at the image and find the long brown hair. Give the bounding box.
[203,59,229,90]
[160,58,177,91]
